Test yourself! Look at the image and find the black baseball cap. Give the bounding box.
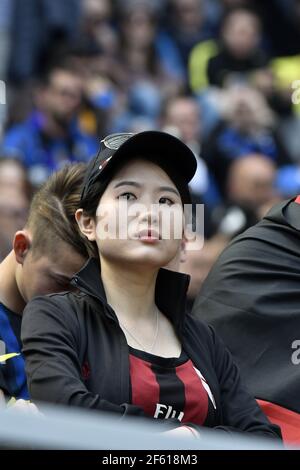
[80,131,197,204]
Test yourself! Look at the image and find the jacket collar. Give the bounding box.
[71,257,190,334]
[264,197,300,231]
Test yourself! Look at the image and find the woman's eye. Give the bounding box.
[118,192,136,201]
[159,197,174,206]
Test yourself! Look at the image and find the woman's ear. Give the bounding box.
[75,209,97,241]
[13,231,32,265]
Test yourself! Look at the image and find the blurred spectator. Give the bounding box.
[1,64,98,187]
[204,6,294,120]
[79,73,120,137]
[0,159,30,260]
[227,154,277,212]
[8,0,81,84]
[80,0,118,57]
[59,42,120,137]
[119,0,185,82]
[270,55,300,161]
[118,2,172,85]
[0,158,31,199]
[112,0,185,131]
[0,0,298,263]
[180,234,228,311]
[165,0,214,70]
[0,0,12,80]
[202,85,291,197]
[160,95,210,202]
[207,8,268,87]
[0,188,29,259]
[188,6,287,136]
[161,96,201,146]
[210,154,279,238]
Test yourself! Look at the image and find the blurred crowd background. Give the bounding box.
[0,0,300,308]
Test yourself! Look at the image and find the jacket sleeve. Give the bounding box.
[21,295,144,417]
[209,325,281,440]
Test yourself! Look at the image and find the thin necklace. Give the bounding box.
[118,307,159,353]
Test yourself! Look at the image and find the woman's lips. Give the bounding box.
[137,229,160,243]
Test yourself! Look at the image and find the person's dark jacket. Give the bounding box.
[21,258,280,439]
[192,198,300,440]
[202,121,292,199]
[207,47,268,88]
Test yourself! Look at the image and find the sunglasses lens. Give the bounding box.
[101,133,134,150]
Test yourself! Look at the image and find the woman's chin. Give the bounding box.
[116,249,173,269]
[99,239,178,268]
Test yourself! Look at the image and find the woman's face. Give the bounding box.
[93,159,184,269]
